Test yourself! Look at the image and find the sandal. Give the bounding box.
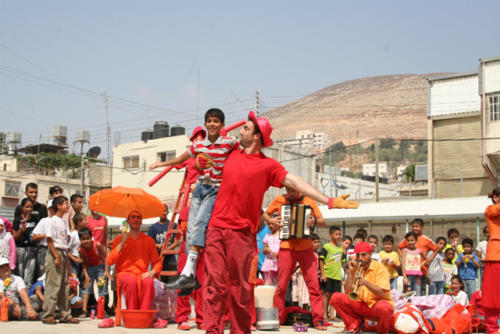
[59,317,80,324]
[42,317,57,324]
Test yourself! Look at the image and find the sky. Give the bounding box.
[1,1,499,161]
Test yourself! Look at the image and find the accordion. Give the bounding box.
[279,204,315,240]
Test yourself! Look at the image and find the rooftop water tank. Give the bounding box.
[170,125,185,137]
[141,129,154,141]
[153,121,169,139]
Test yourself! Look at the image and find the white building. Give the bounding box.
[112,134,191,203]
[362,162,389,178]
[293,130,330,152]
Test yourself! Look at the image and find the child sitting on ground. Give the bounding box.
[379,235,400,291]
[456,238,480,299]
[0,257,38,320]
[262,221,281,284]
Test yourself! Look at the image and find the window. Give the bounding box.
[489,95,500,121]
[123,155,139,169]
[157,150,176,162]
[5,181,21,197]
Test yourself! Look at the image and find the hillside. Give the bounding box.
[265,73,449,145]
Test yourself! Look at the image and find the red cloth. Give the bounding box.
[175,237,204,325]
[481,261,500,310]
[119,273,155,310]
[210,149,288,233]
[87,215,107,245]
[273,248,323,325]
[484,307,500,334]
[108,233,162,277]
[484,203,500,261]
[331,292,394,334]
[80,240,104,266]
[203,226,255,334]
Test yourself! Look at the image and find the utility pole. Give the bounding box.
[375,136,380,202]
[101,91,111,164]
[254,90,260,114]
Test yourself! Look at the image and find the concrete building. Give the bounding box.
[112,134,191,203]
[362,162,389,178]
[428,56,500,198]
[0,155,111,214]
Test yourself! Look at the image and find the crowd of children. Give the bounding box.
[255,217,490,325]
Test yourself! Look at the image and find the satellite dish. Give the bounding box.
[87,146,101,158]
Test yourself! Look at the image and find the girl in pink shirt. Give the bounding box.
[402,231,427,296]
[262,223,281,284]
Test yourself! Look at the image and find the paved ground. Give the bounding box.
[0,319,347,334]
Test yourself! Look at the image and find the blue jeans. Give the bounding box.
[185,182,219,251]
[463,278,477,299]
[81,264,108,296]
[390,278,398,290]
[407,275,423,296]
[429,281,444,295]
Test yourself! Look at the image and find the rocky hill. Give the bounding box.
[265,73,449,145]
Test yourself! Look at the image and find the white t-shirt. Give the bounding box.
[47,216,70,250]
[0,274,25,304]
[68,230,80,257]
[476,240,488,261]
[371,252,381,261]
[453,290,469,306]
[32,217,52,246]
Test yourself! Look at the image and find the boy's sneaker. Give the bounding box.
[166,274,196,290]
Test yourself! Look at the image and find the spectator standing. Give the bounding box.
[456,238,480,299]
[476,225,489,284]
[378,235,400,291]
[401,232,427,296]
[0,218,16,271]
[442,248,458,293]
[31,201,56,276]
[368,235,381,261]
[14,183,48,223]
[87,210,108,247]
[261,222,280,284]
[427,237,447,295]
[444,228,464,263]
[13,198,38,288]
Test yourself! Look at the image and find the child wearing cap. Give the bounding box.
[150,108,239,291]
[0,257,38,320]
[0,218,16,271]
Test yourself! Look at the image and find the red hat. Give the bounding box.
[248,110,274,147]
[353,241,373,254]
[190,126,206,141]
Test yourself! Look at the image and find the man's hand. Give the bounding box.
[26,307,38,320]
[328,194,359,209]
[306,216,315,228]
[83,276,90,289]
[195,153,213,171]
[54,255,61,268]
[149,162,162,170]
[268,215,283,229]
[141,270,155,279]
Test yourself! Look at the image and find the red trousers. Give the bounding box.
[330,292,394,334]
[273,248,323,325]
[119,273,154,310]
[175,237,205,325]
[204,226,255,334]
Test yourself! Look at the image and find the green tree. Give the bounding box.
[403,164,416,182]
[380,138,395,150]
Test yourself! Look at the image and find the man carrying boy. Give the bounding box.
[149,108,239,290]
[41,196,79,324]
[203,111,359,333]
[319,226,343,322]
